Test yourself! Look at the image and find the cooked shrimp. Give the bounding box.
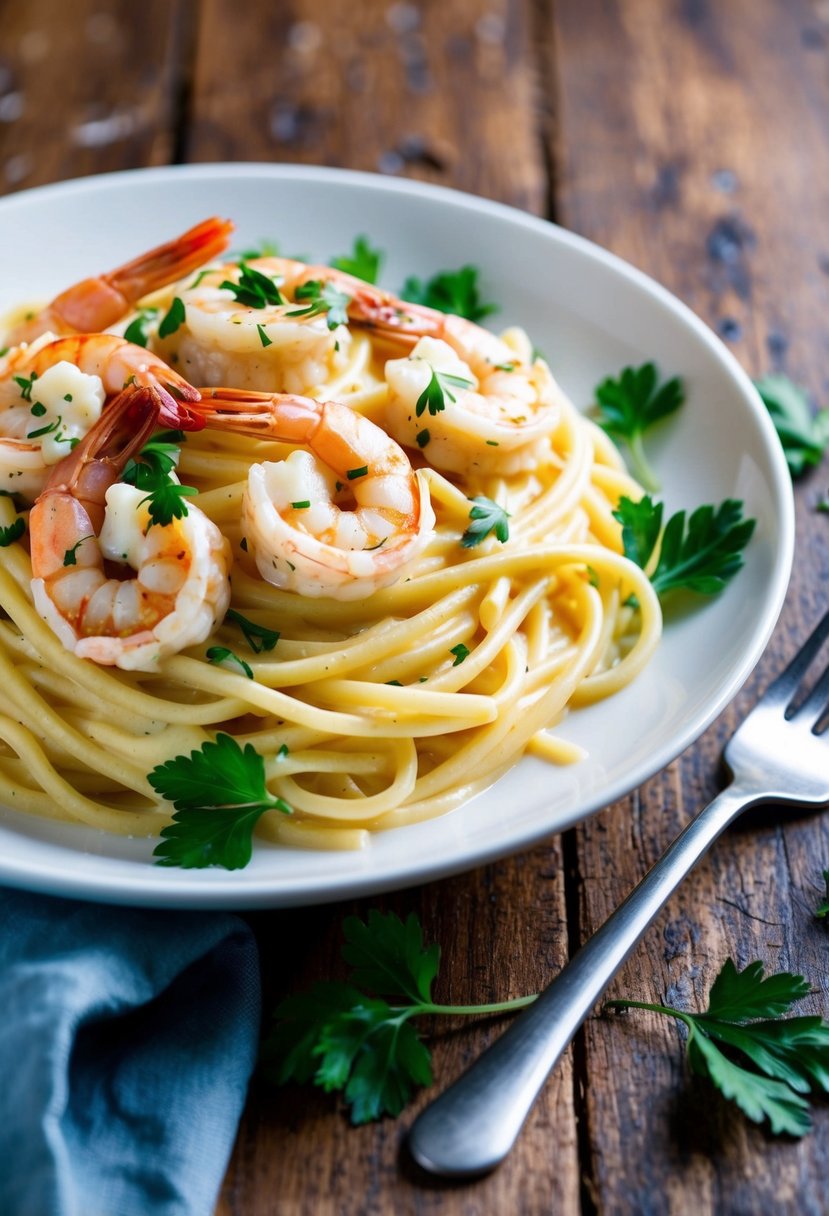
[177,258,564,475]
[29,385,231,672]
[155,257,352,395]
[0,333,205,430]
[196,387,435,599]
[4,217,234,345]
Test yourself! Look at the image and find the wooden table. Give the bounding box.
[2,1,828,1211]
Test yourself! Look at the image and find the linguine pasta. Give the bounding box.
[0,278,661,857]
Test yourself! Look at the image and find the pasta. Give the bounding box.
[0,229,661,861]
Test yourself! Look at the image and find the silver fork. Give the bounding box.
[408,608,829,1178]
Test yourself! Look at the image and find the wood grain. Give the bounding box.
[554,1,829,1211]
[0,0,189,194]
[187,0,547,214]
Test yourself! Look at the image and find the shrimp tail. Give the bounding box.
[5,218,234,343]
[41,385,162,533]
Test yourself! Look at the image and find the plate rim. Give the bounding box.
[0,163,795,907]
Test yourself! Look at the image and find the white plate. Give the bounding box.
[0,164,794,908]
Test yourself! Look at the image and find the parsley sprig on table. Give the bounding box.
[613,495,755,598]
[594,362,685,492]
[754,375,829,478]
[262,910,535,1124]
[401,266,497,323]
[122,430,199,528]
[149,733,292,870]
[606,959,829,1137]
[330,235,383,284]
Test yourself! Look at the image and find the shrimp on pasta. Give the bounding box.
[5,216,233,345]
[28,385,231,672]
[196,387,435,599]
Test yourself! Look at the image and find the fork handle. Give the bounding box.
[408,781,760,1178]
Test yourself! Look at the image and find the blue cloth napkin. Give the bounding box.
[0,887,261,1216]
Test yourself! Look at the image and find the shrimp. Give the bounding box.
[267,265,566,476]
[28,385,231,672]
[196,388,435,600]
[172,257,563,475]
[155,257,352,396]
[0,333,204,501]
[4,217,234,345]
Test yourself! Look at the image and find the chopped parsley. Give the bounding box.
[347,465,368,480]
[123,307,160,348]
[220,262,286,309]
[0,518,25,547]
[450,643,470,666]
[62,536,92,566]
[225,608,280,654]
[287,280,351,330]
[460,496,510,548]
[257,323,273,347]
[14,372,37,402]
[416,429,430,448]
[206,646,254,679]
[158,296,186,339]
[415,366,474,417]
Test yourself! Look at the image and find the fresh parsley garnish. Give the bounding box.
[347,465,368,480]
[415,366,474,418]
[257,323,273,348]
[606,959,829,1137]
[460,496,510,548]
[123,430,197,528]
[754,375,829,477]
[158,296,186,338]
[0,518,25,547]
[262,909,534,1124]
[594,362,685,492]
[149,733,292,869]
[62,536,91,566]
[416,429,430,448]
[13,372,37,402]
[450,643,470,666]
[225,609,280,654]
[613,495,755,597]
[27,416,61,440]
[401,266,496,323]
[123,307,159,348]
[329,236,383,284]
[288,280,351,330]
[220,262,286,309]
[206,646,254,679]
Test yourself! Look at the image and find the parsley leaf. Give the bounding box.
[149,733,292,869]
[330,235,383,284]
[401,266,497,323]
[450,643,470,666]
[225,608,279,654]
[123,307,159,348]
[606,959,829,1137]
[594,362,685,492]
[261,909,534,1124]
[287,280,351,330]
[0,518,25,547]
[460,495,511,548]
[13,372,37,402]
[158,296,186,338]
[140,481,199,529]
[220,262,286,309]
[206,646,254,679]
[415,366,474,418]
[613,495,755,597]
[754,375,829,477]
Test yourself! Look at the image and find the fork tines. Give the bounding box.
[762,607,829,727]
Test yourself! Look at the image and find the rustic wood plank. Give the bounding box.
[554,0,829,1210]
[0,0,188,196]
[194,2,577,1213]
[188,0,546,214]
